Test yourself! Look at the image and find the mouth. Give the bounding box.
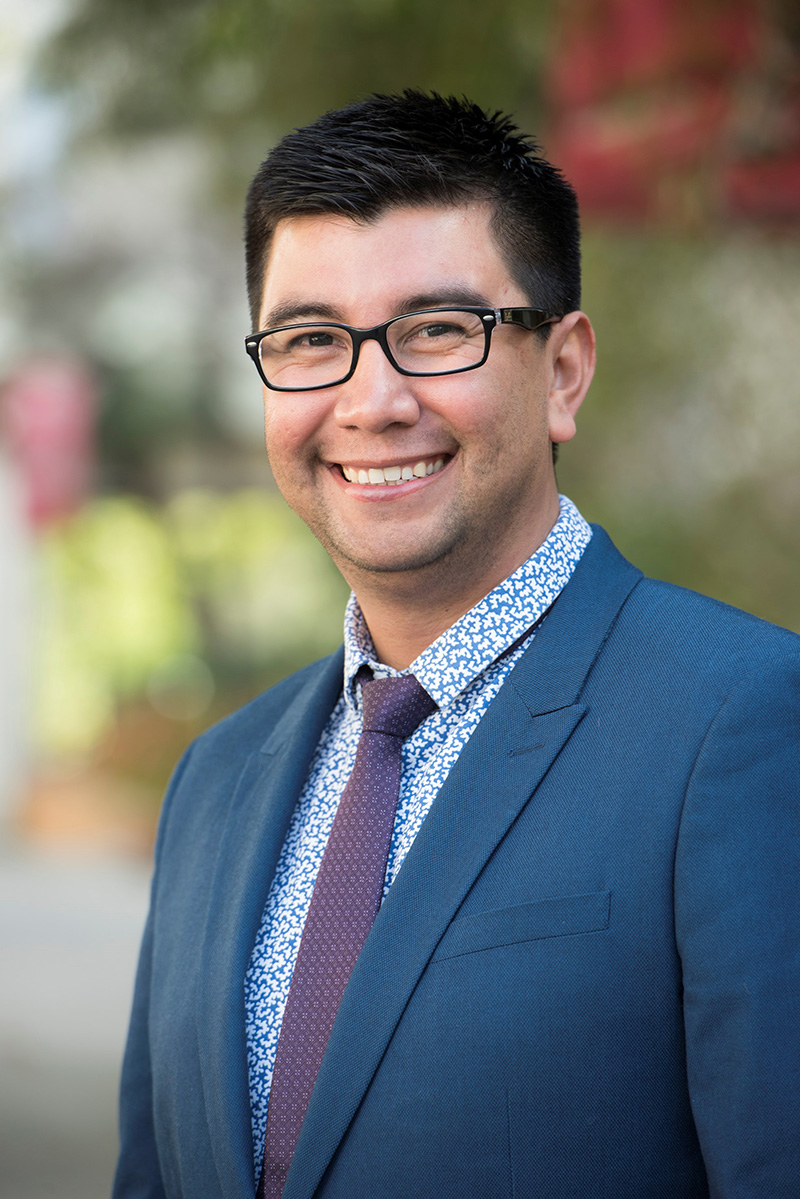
[338,456,449,486]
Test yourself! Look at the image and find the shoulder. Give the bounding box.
[620,573,800,682]
[584,525,800,686]
[624,569,800,645]
[158,648,342,805]
[150,647,344,860]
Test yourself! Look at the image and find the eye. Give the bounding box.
[264,326,352,359]
[288,330,340,350]
[397,315,474,349]
[414,317,472,340]
[416,321,462,339]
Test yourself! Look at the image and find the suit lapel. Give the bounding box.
[285,528,642,1199]
[194,650,344,1197]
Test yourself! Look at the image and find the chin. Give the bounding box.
[326,534,461,580]
[339,548,451,577]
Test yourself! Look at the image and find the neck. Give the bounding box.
[356,587,485,670]
[346,503,560,669]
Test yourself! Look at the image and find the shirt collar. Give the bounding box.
[342,495,592,711]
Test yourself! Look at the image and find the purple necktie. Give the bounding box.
[261,672,437,1199]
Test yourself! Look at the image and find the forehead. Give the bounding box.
[258,203,522,326]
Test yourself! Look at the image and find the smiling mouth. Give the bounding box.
[339,457,448,486]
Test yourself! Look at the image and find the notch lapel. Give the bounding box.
[284,528,642,1199]
[194,650,344,1197]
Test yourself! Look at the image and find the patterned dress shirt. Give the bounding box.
[245,495,592,1163]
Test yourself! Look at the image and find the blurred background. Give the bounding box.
[1,0,798,1195]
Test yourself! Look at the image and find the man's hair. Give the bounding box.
[244,90,581,330]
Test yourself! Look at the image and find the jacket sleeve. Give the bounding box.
[112,744,196,1199]
[675,652,800,1196]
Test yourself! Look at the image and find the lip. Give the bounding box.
[329,453,454,495]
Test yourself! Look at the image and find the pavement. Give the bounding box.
[0,838,152,1199]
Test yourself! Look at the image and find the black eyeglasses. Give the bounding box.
[244,306,561,392]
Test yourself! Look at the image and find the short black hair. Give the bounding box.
[244,90,581,330]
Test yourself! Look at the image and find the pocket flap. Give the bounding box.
[431,890,612,962]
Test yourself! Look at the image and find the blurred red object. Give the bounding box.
[546,0,800,226]
[725,157,800,220]
[0,358,96,529]
[549,0,760,107]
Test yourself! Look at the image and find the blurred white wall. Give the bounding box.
[0,447,31,824]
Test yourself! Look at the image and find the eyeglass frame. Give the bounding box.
[244,305,562,392]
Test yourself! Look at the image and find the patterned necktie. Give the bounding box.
[261,672,437,1199]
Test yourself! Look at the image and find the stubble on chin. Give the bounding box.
[308,505,515,612]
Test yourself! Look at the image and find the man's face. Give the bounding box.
[257,204,574,595]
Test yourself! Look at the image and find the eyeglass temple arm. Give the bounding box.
[496,308,561,330]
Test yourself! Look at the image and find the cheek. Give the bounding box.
[421,375,500,440]
[263,397,319,459]
[460,379,547,453]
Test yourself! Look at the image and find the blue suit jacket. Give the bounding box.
[114,528,800,1198]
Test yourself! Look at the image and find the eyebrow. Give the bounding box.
[399,288,491,313]
[260,301,341,328]
[260,287,492,331]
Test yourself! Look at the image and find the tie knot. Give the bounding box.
[360,673,437,740]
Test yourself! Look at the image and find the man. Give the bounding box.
[114,92,800,1199]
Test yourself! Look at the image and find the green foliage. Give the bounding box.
[41,0,554,202]
[163,485,349,672]
[558,229,800,633]
[34,488,348,755]
[32,0,800,702]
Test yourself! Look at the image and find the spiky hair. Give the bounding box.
[244,90,581,328]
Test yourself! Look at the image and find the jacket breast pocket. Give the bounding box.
[430,890,612,963]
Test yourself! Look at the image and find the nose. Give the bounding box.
[332,338,421,432]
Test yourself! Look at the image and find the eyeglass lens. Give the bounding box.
[257,309,487,388]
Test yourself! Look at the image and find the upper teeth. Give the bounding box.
[342,458,445,485]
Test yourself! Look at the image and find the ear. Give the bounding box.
[545,312,596,445]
